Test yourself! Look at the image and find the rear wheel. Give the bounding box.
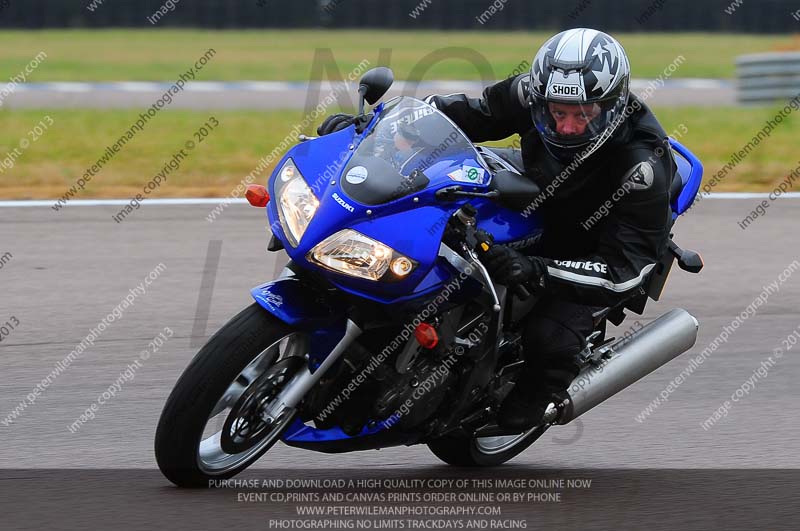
[427,426,548,466]
[155,303,307,487]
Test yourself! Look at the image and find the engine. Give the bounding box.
[302,324,461,436]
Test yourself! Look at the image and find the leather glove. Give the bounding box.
[481,245,540,293]
[316,113,356,136]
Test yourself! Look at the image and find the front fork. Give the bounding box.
[251,267,362,423]
[261,319,363,423]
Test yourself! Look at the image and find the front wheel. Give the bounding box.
[427,426,548,467]
[155,303,307,487]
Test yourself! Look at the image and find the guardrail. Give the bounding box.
[737,52,800,104]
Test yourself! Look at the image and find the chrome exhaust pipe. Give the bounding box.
[557,308,699,424]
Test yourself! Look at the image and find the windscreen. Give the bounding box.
[340,97,484,205]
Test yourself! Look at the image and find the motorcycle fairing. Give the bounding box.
[251,277,342,329]
[670,138,703,216]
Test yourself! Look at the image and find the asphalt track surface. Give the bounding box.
[2,199,799,529]
[0,79,734,109]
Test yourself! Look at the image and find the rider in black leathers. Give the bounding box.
[318,28,676,430]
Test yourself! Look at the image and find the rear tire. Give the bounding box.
[427,426,547,466]
[155,303,304,487]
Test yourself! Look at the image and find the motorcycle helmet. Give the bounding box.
[529,28,631,163]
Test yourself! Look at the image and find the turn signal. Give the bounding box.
[414,322,439,349]
[246,185,270,207]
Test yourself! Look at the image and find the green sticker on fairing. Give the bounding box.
[461,165,486,184]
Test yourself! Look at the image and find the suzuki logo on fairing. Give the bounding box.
[555,260,608,273]
[332,192,355,213]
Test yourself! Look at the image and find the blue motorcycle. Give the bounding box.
[155,68,704,487]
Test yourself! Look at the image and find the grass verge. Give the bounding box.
[1,105,797,199]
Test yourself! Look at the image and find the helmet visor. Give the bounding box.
[532,94,626,151]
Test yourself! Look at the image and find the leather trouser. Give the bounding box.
[520,296,603,395]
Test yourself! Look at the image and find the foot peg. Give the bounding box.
[669,241,703,273]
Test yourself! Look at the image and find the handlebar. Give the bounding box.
[473,228,532,301]
[450,205,534,302]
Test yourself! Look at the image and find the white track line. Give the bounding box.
[2,193,800,208]
[702,192,800,199]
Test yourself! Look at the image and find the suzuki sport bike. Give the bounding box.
[155,68,704,487]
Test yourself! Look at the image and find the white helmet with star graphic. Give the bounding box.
[528,28,631,162]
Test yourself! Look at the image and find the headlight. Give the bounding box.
[308,229,417,282]
[275,159,319,247]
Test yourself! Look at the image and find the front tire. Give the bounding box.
[155,303,306,487]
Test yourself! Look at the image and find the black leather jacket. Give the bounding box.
[425,74,675,308]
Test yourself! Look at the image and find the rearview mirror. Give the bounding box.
[357,67,394,114]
